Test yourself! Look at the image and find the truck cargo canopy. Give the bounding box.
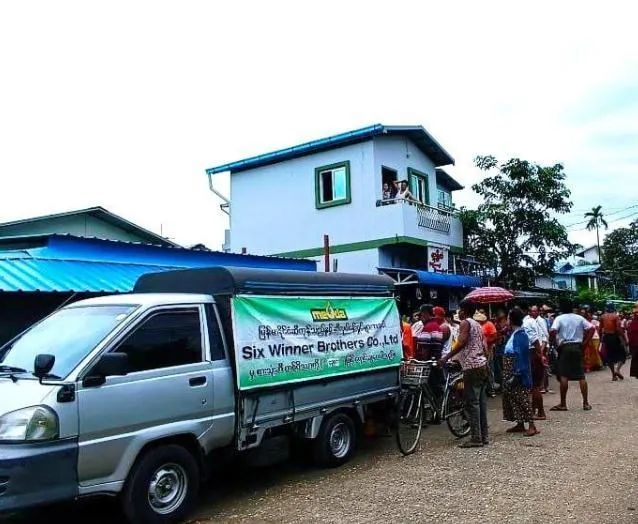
[134,267,395,297]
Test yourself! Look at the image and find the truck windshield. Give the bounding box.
[0,305,137,379]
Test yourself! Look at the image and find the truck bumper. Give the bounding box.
[0,438,78,513]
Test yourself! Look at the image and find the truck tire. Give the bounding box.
[312,412,357,467]
[121,444,200,524]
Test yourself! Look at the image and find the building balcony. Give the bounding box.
[374,198,463,247]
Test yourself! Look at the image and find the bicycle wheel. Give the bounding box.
[396,388,424,455]
[445,381,471,438]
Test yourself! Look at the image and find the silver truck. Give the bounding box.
[0,267,401,523]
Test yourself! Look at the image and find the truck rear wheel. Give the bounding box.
[122,444,200,524]
[312,412,357,467]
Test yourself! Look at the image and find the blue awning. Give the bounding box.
[378,267,481,288]
[415,270,481,288]
[0,258,181,293]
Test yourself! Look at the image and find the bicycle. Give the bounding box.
[395,358,470,455]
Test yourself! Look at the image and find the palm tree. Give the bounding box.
[584,205,608,264]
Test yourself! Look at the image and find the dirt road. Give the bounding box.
[5,368,637,523]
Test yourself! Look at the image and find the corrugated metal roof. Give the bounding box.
[558,264,601,275]
[0,258,181,293]
[0,206,179,247]
[206,124,455,175]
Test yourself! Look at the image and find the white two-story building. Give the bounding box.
[206,124,483,311]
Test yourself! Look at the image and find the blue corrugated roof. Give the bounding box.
[0,258,181,293]
[206,124,455,174]
[0,234,316,293]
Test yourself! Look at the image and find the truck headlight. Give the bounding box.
[0,406,59,442]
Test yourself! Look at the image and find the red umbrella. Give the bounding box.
[463,286,514,304]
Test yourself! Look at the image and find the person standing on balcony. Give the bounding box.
[382,182,395,201]
[393,180,415,202]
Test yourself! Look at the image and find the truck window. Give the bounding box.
[115,309,203,372]
[205,304,226,361]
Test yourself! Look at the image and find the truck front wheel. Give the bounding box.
[122,444,200,524]
[313,412,357,467]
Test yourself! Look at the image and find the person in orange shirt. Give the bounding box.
[401,320,415,360]
[474,311,498,397]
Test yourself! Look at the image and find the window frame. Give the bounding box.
[437,187,452,209]
[98,305,207,377]
[314,161,352,209]
[408,167,429,205]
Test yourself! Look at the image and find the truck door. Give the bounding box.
[76,305,216,488]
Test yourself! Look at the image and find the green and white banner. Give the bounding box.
[231,295,402,390]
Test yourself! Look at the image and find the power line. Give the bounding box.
[568,210,638,232]
[564,204,638,230]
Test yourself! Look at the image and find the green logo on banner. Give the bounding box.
[310,302,348,322]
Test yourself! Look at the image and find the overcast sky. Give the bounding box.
[1,1,636,252]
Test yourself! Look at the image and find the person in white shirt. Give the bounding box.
[549,299,595,411]
[531,305,551,393]
[393,180,415,202]
[520,303,546,420]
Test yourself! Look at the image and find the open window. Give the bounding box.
[315,161,351,209]
[381,166,398,199]
[408,168,429,205]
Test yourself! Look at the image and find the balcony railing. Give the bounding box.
[376,198,455,233]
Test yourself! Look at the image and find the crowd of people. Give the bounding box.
[400,299,638,448]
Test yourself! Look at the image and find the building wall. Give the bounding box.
[577,246,600,264]
[0,216,148,243]
[230,136,463,259]
[230,141,376,255]
[307,249,379,274]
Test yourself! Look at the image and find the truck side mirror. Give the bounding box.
[83,353,129,388]
[34,354,55,380]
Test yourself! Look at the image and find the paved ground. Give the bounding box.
[6,367,638,523]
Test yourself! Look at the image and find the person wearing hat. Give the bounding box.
[627,303,638,379]
[439,301,490,447]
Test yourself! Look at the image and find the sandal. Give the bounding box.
[459,440,484,448]
[506,425,526,433]
[533,415,547,421]
[583,404,592,411]
[524,428,540,437]
[550,405,568,411]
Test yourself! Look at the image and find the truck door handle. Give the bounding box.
[189,376,207,387]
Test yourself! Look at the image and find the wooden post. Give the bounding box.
[323,235,330,273]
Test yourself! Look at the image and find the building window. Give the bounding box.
[315,161,351,209]
[437,189,452,209]
[408,168,429,205]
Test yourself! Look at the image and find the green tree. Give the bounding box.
[584,205,608,263]
[459,156,576,289]
[602,218,638,294]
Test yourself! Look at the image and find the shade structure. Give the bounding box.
[463,286,514,304]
